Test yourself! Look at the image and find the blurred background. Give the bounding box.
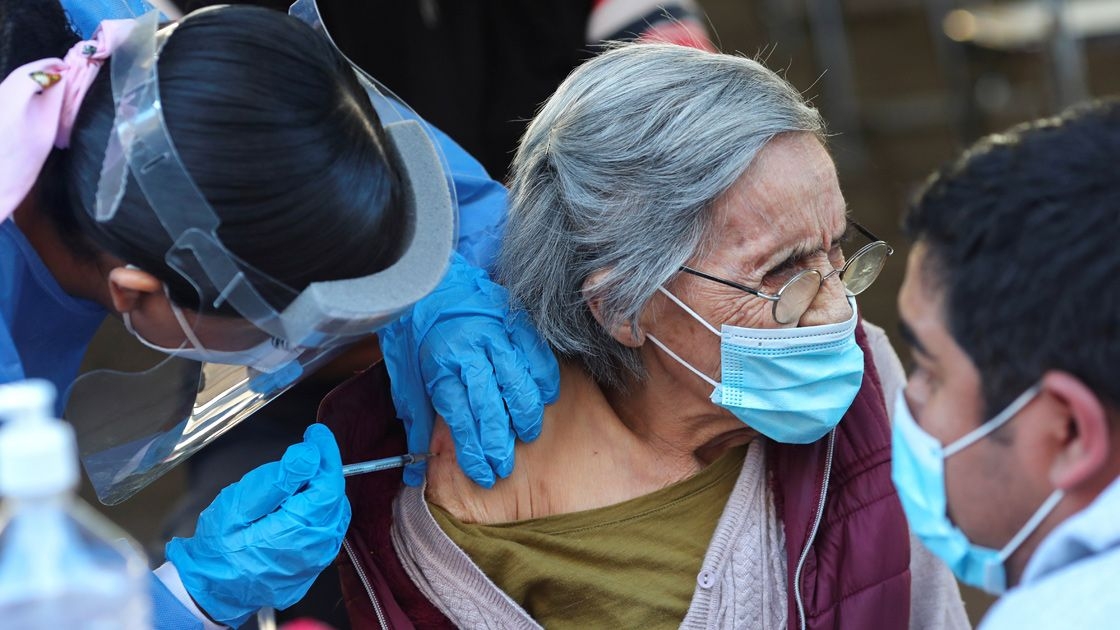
[78,0,1120,627]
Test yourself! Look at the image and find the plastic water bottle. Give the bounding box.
[0,379,151,629]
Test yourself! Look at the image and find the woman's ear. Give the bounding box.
[1043,371,1111,491]
[583,269,645,348]
[107,266,163,315]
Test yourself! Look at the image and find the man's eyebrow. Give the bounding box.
[897,319,933,359]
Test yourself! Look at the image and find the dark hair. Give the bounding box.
[8,3,406,313]
[903,100,1120,417]
[0,0,79,73]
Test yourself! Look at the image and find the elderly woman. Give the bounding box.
[324,44,969,629]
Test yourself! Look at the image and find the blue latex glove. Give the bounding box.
[165,424,350,628]
[379,252,560,488]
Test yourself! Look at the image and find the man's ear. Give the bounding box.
[107,266,163,315]
[583,269,645,348]
[1043,371,1111,491]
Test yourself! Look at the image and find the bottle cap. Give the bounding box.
[0,380,79,496]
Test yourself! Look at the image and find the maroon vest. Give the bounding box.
[320,361,452,630]
[769,322,911,630]
[320,322,910,629]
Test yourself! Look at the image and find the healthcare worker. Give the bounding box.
[893,100,1120,628]
[0,2,556,628]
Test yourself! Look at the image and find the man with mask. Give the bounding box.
[892,99,1120,628]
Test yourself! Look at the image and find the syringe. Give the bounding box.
[342,452,432,477]
[255,455,432,628]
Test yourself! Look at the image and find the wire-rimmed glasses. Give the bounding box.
[679,221,893,325]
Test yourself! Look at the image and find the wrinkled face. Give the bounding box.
[897,244,1050,551]
[641,133,852,416]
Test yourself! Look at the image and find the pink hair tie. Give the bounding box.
[0,19,136,222]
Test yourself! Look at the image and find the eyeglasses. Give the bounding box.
[679,221,893,325]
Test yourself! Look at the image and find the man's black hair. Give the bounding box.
[903,100,1120,417]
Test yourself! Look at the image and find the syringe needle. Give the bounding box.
[342,453,433,477]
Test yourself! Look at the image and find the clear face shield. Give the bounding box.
[66,6,457,505]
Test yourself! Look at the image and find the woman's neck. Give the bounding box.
[13,194,115,308]
[425,361,756,524]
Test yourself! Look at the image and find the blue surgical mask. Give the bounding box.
[891,387,1064,594]
[647,289,865,444]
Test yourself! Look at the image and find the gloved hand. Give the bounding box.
[165,424,350,628]
[379,252,560,488]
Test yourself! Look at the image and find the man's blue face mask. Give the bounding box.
[891,386,1064,594]
[647,288,865,444]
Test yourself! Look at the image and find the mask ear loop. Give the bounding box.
[164,289,296,372]
[943,385,1042,458]
[995,489,1064,565]
[646,334,720,388]
[163,286,208,351]
[646,287,721,388]
[119,264,199,351]
[657,287,721,336]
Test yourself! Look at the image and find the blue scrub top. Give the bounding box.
[0,220,107,406]
[426,121,507,269]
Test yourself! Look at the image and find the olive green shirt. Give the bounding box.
[430,446,746,629]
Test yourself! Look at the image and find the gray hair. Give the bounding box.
[498,43,825,390]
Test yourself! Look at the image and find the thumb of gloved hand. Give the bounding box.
[222,440,319,527]
[166,424,350,628]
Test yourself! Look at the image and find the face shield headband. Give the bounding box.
[67,7,456,505]
[94,8,457,353]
